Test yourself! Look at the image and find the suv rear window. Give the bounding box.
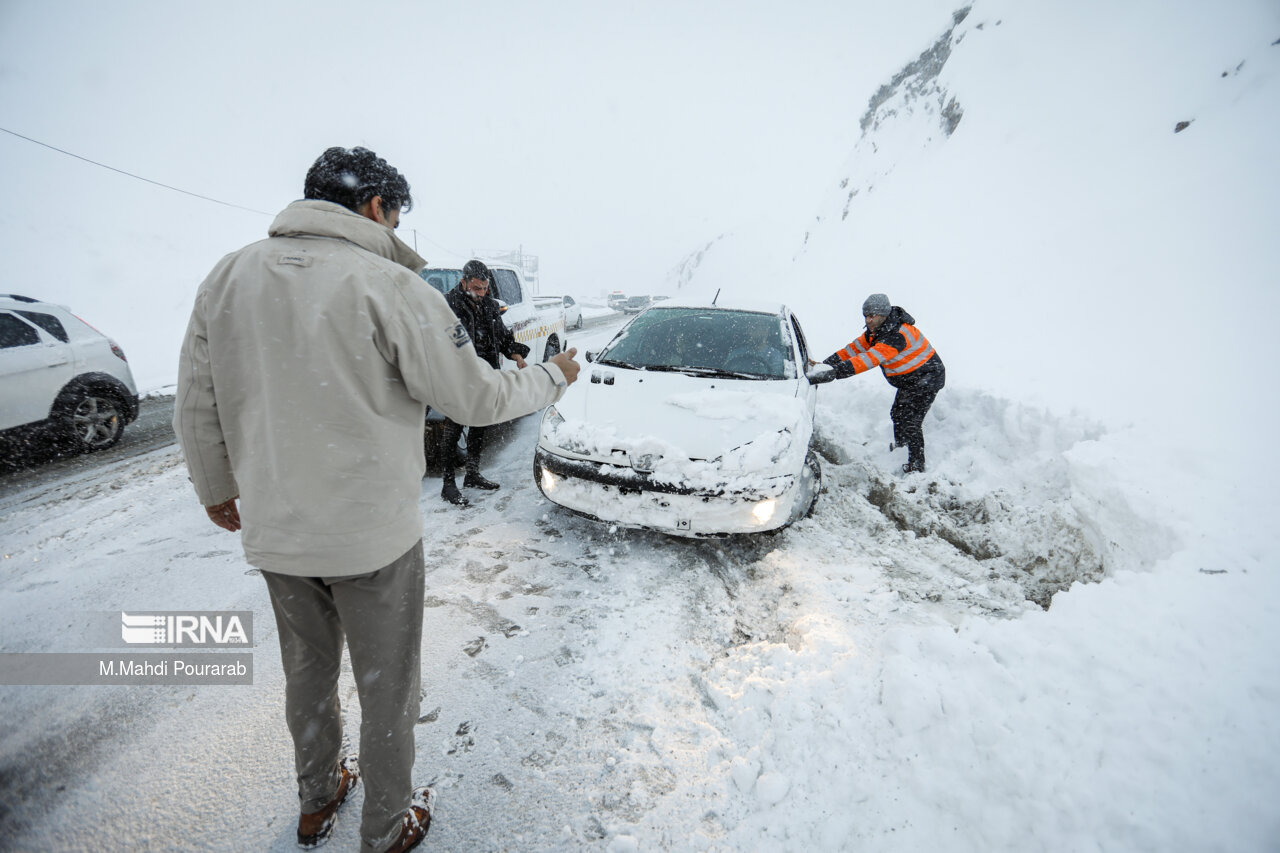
[0,312,41,348]
[420,269,463,295]
[16,310,69,342]
[491,269,522,305]
[420,267,523,305]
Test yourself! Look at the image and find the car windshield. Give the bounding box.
[595,307,793,379]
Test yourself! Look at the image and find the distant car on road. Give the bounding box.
[620,295,652,314]
[606,291,627,310]
[534,298,836,537]
[0,294,139,453]
[534,295,583,330]
[553,295,582,330]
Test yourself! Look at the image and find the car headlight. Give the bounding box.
[541,405,567,449]
[751,499,778,525]
[541,406,593,456]
[542,405,565,432]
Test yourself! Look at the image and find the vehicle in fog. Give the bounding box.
[540,295,582,330]
[620,294,652,314]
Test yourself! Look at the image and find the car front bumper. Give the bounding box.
[533,447,810,537]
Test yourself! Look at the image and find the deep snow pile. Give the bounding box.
[600,380,1279,852]
[813,380,1125,611]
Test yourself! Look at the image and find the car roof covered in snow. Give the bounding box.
[640,295,789,317]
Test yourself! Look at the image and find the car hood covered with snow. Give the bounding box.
[542,365,812,490]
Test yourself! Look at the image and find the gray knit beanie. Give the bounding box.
[862,293,891,317]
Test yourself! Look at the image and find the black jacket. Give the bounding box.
[823,306,945,391]
[445,287,530,370]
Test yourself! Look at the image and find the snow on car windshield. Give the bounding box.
[597,307,792,379]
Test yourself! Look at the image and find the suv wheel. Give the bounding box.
[63,391,124,452]
[543,335,561,361]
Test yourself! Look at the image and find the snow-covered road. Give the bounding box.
[1,314,1277,851]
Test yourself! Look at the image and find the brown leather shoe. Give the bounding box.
[297,755,360,848]
[381,786,437,853]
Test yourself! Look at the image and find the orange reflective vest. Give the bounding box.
[837,323,936,377]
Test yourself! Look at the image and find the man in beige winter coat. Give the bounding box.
[174,146,579,853]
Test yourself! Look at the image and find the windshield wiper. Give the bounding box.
[642,365,763,380]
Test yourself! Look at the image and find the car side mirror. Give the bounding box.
[806,363,836,385]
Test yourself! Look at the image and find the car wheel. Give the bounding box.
[575,314,583,330]
[543,335,561,361]
[802,449,822,518]
[63,390,124,452]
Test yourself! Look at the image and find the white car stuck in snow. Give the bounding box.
[534,299,836,536]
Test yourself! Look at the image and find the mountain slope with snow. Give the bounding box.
[676,0,1280,443]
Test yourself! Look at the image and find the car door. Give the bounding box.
[490,268,540,363]
[788,311,819,418]
[0,311,73,429]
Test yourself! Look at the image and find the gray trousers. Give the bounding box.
[261,540,424,853]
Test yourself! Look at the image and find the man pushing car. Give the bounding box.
[814,292,945,474]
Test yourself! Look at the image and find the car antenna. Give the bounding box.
[712,288,720,306]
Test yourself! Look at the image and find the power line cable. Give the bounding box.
[3,126,470,258]
[407,227,467,260]
[0,125,273,216]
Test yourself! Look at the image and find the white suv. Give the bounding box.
[0,294,139,452]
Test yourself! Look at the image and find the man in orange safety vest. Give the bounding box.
[816,293,945,474]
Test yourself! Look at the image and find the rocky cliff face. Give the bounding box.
[805,6,980,245]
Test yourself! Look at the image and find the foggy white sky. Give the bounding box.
[0,0,957,293]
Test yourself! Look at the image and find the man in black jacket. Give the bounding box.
[439,260,531,505]
[817,293,945,474]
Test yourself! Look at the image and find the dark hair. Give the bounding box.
[303,147,413,215]
[462,259,491,281]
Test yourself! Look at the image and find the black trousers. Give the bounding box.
[889,359,945,467]
[439,418,486,482]
[891,386,938,465]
